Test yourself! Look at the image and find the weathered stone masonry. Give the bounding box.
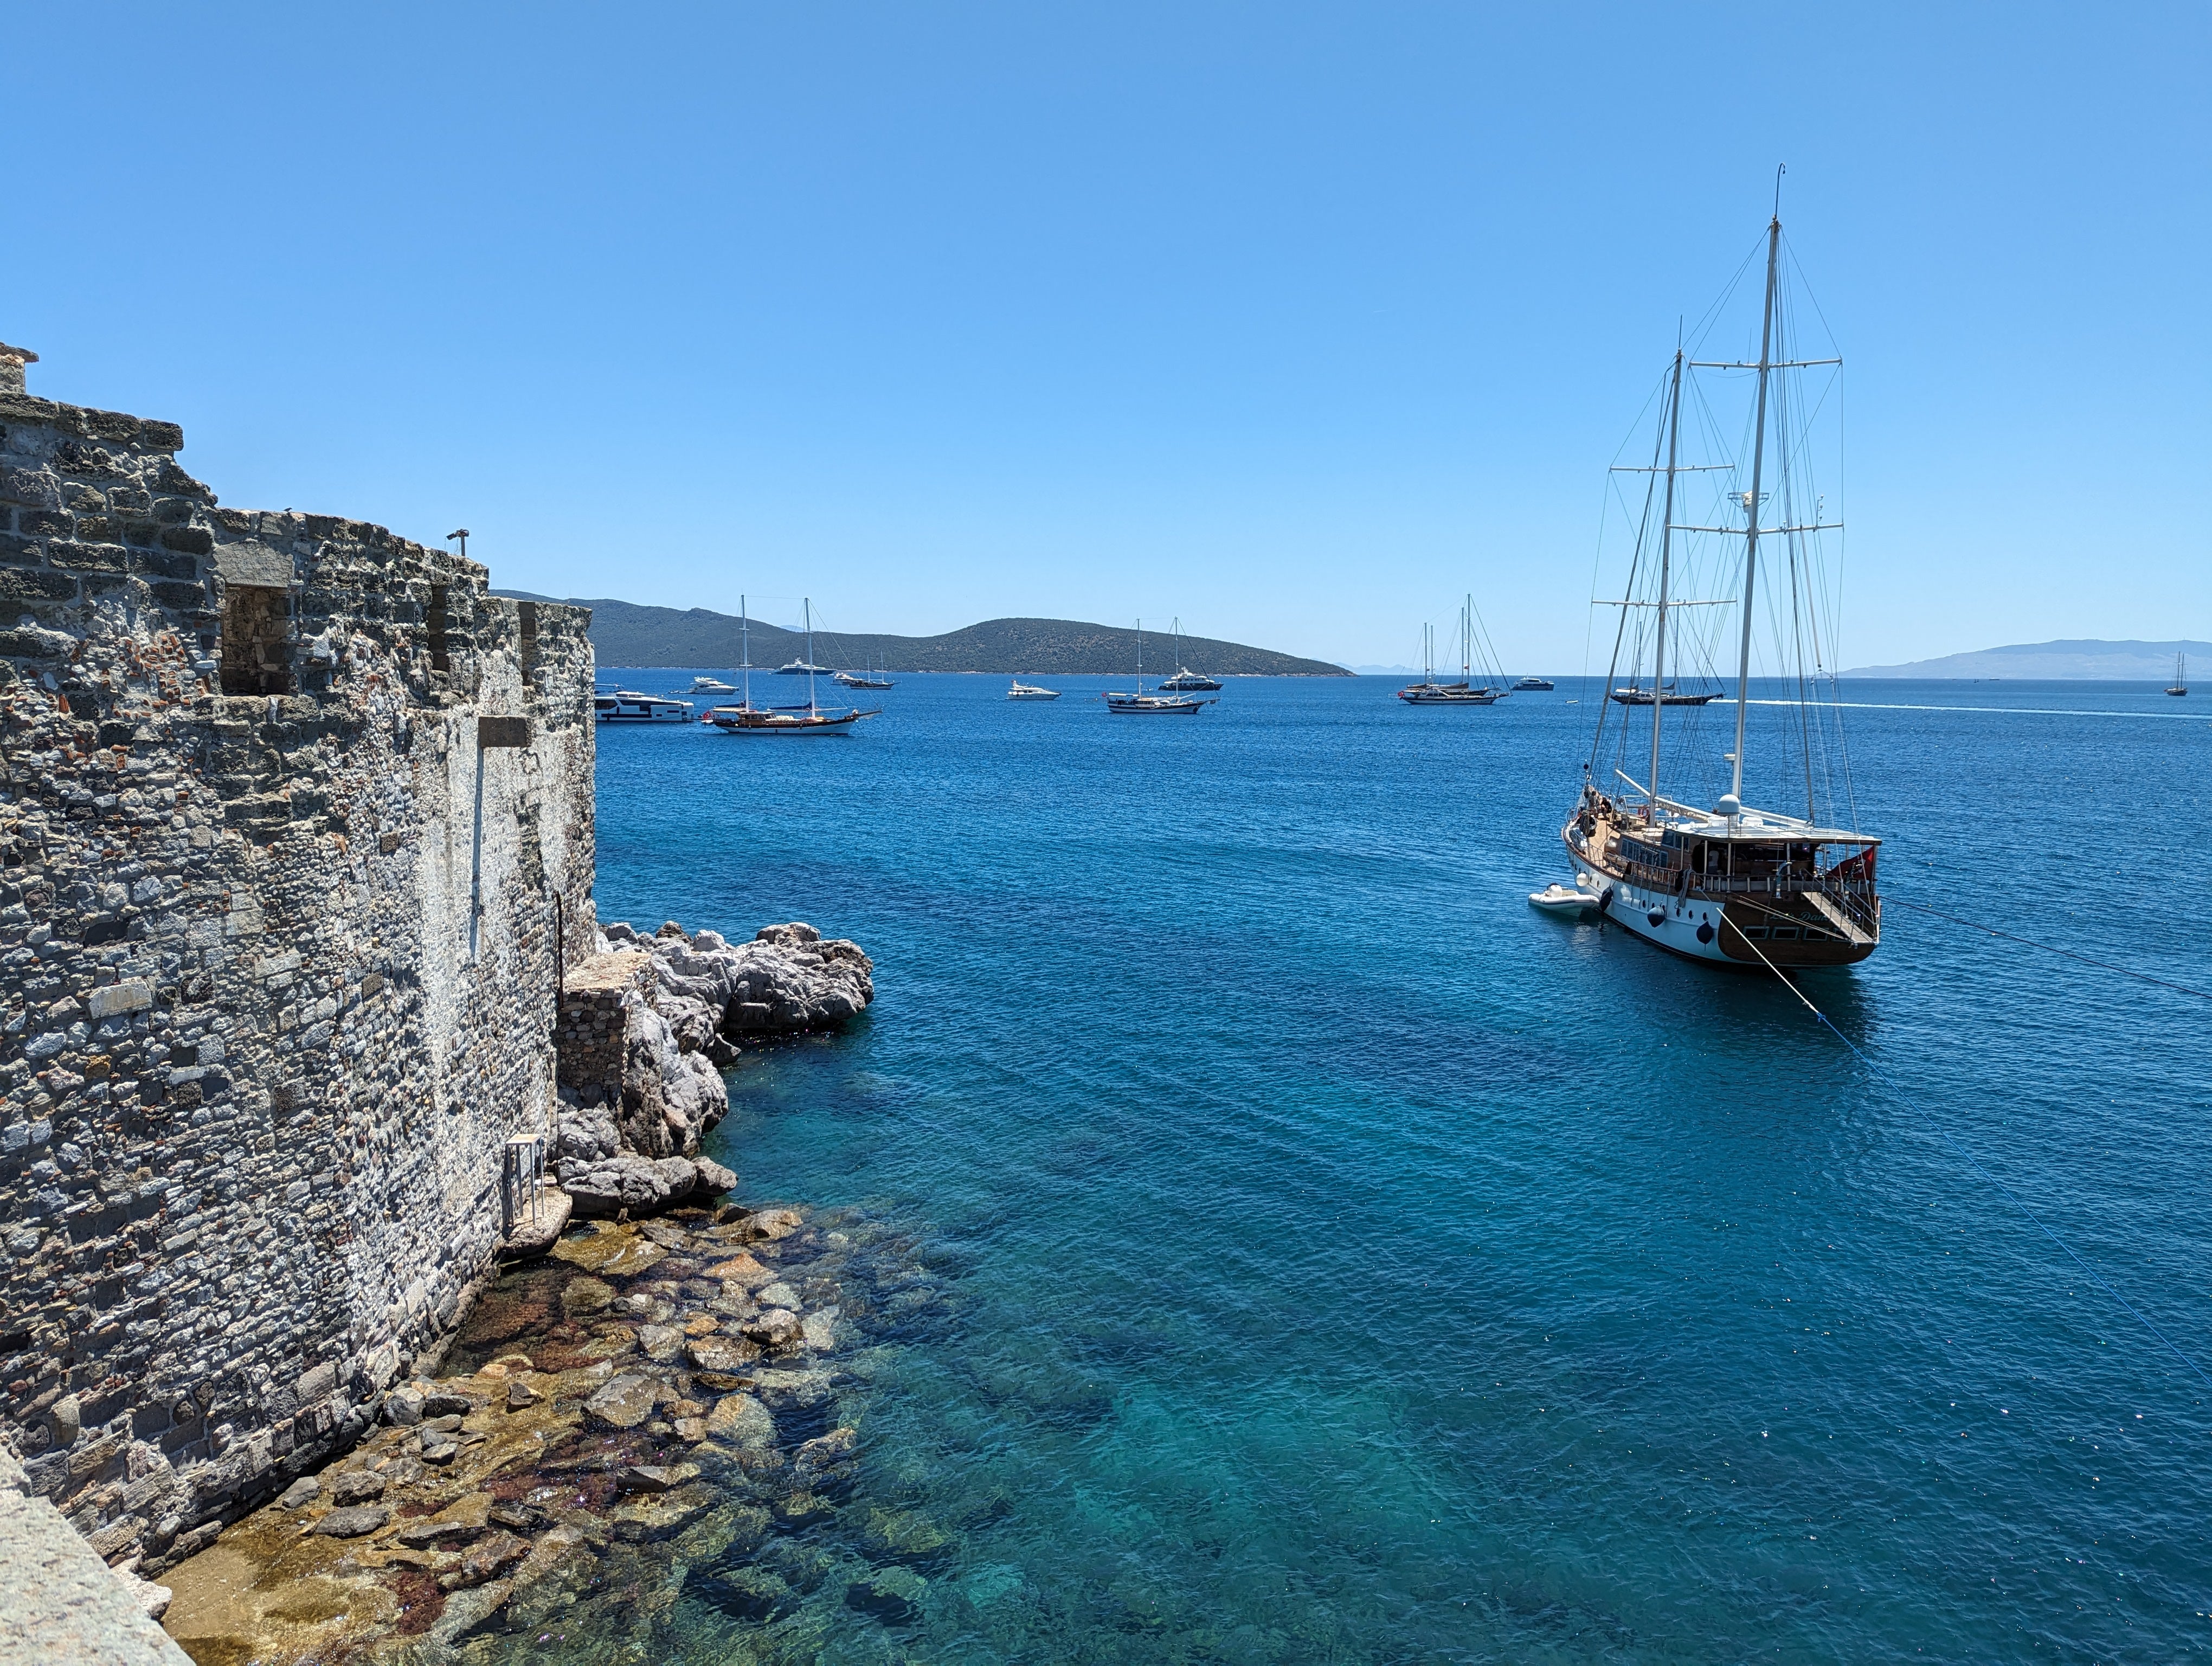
[0,345,599,1574]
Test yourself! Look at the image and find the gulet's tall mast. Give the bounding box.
[1727,213,1783,806]
[1647,347,1684,818]
[805,599,818,717]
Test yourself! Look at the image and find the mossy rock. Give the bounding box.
[858,1507,957,1569]
[560,1276,616,1316]
[688,1564,796,1620]
[846,1565,928,1624]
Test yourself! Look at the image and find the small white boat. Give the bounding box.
[1007,678,1061,701]
[1528,881,1597,915]
[684,675,736,694]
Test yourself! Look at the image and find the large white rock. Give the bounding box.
[640,922,874,1035]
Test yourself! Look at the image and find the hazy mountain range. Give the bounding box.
[494,594,1350,676]
[1841,639,2208,680]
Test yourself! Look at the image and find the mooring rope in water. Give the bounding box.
[1735,930,2212,1398]
[1886,895,2212,1003]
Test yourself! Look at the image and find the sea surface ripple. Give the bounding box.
[595,672,2212,1664]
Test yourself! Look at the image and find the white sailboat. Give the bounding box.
[1562,187,1881,968]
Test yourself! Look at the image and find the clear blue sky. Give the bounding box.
[8,3,2205,670]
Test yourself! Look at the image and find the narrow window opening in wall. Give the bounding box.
[219,584,293,695]
[427,584,451,672]
[518,600,539,685]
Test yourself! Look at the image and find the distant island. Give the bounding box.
[1841,639,2209,680]
[492,594,1351,676]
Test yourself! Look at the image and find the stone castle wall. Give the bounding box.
[0,359,600,1572]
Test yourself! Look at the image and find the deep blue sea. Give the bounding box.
[593,672,2212,1664]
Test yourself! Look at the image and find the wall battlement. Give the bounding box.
[0,367,599,1572]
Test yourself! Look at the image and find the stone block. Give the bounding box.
[87,981,152,1020]
[45,540,126,572]
[147,579,207,611]
[0,566,75,602]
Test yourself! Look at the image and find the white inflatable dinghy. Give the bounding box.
[1528,882,1597,915]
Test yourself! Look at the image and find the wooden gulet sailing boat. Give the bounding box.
[1104,619,1212,714]
[1399,597,1502,705]
[2168,652,2188,697]
[707,599,880,735]
[1562,197,1880,969]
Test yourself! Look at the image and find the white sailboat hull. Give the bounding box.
[1564,845,1739,962]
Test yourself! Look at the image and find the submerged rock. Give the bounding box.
[561,1275,616,1315]
[691,1563,798,1620]
[705,1392,776,1449]
[860,1505,959,1568]
[621,1462,699,1493]
[439,1528,530,1591]
[584,1373,659,1431]
[611,1485,715,1542]
[847,1565,928,1624]
[687,1334,761,1374]
[312,1504,389,1537]
[742,1308,805,1349]
[325,1470,387,1506]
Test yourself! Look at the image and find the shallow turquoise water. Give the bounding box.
[595,674,2212,1663]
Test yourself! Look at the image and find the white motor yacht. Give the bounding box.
[595,691,695,723]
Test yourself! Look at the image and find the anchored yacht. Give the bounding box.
[704,598,879,735]
[1398,598,1503,705]
[1105,619,1212,714]
[595,691,693,723]
[1564,190,1879,969]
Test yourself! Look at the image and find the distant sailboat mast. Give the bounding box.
[805,599,818,718]
[741,595,753,711]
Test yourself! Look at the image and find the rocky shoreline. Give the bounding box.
[157,1195,956,1663]
[141,915,912,1662]
[544,920,873,1224]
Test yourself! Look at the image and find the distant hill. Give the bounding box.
[1841,639,2210,680]
[493,594,1350,676]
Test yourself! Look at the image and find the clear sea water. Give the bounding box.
[593,672,2212,1664]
